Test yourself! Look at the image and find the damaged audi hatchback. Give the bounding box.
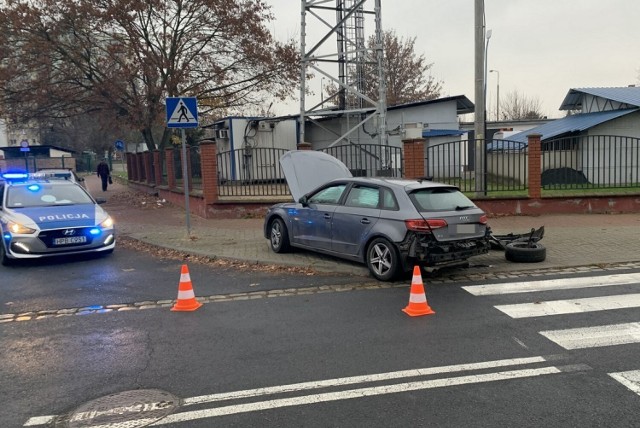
[264,151,491,281]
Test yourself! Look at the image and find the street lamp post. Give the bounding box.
[490,69,500,121]
[321,77,325,105]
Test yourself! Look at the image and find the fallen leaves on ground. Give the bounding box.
[117,235,316,275]
[108,190,169,209]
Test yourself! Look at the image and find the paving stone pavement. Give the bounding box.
[87,174,640,279]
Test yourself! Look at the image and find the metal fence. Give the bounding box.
[135,135,640,198]
[428,136,640,194]
[190,146,202,190]
[217,147,290,197]
[319,143,403,178]
[542,135,640,189]
[425,139,529,194]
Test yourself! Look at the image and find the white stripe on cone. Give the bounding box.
[409,293,427,303]
[178,289,196,299]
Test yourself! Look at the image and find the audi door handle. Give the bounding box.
[360,218,370,224]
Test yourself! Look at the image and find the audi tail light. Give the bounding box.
[405,219,448,232]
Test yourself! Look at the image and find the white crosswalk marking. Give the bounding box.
[609,370,640,396]
[540,322,640,349]
[462,272,640,296]
[464,273,640,353]
[494,293,640,318]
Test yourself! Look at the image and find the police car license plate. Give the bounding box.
[54,236,87,245]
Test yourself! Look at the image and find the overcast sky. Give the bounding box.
[266,0,640,119]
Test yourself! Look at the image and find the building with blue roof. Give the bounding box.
[506,87,640,144]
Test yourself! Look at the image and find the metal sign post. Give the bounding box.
[166,97,198,237]
[180,128,191,236]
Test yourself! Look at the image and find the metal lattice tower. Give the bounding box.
[299,0,387,146]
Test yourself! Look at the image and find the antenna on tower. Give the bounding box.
[299,0,387,147]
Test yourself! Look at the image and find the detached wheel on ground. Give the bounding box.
[366,237,399,281]
[269,218,291,253]
[505,242,546,263]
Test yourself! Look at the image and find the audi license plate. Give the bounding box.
[54,236,87,245]
[456,224,476,234]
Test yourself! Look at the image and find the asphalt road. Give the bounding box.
[1,248,639,427]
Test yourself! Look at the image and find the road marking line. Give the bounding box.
[495,293,640,318]
[154,367,562,425]
[182,355,548,405]
[462,272,640,296]
[23,356,552,426]
[23,416,55,426]
[540,322,640,349]
[609,370,640,396]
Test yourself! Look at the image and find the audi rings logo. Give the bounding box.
[459,216,469,221]
[62,229,77,236]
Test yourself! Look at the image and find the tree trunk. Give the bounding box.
[141,128,157,151]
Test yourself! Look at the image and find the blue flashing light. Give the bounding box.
[3,233,11,241]
[89,228,101,236]
[2,172,29,181]
[27,184,41,192]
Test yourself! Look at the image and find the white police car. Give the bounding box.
[0,172,115,265]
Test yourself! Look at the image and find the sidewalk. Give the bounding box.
[86,174,640,278]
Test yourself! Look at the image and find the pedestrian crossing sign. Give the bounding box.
[166,97,198,128]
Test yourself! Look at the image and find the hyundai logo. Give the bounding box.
[62,229,77,236]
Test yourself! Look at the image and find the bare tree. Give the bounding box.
[0,0,299,151]
[500,90,544,120]
[325,30,443,107]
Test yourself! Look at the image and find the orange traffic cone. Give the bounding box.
[402,266,435,317]
[171,264,203,312]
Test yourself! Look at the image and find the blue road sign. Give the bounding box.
[166,97,198,128]
[114,140,125,151]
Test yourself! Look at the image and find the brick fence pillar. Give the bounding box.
[297,142,312,150]
[165,147,176,189]
[527,133,542,199]
[131,153,140,181]
[125,153,133,180]
[152,150,162,185]
[402,138,426,179]
[143,151,153,184]
[200,140,219,205]
[139,153,146,181]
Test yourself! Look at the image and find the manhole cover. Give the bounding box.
[52,389,180,428]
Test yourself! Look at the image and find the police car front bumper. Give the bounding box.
[3,228,115,259]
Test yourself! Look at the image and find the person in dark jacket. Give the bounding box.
[97,159,111,191]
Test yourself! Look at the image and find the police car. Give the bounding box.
[0,172,115,265]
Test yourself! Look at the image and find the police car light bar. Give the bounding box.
[1,172,29,181]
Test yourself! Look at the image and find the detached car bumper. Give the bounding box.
[401,232,491,268]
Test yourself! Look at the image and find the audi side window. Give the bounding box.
[345,186,379,208]
[380,188,399,210]
[308,184,347,205]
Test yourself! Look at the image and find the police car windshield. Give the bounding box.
[6,184,93,208]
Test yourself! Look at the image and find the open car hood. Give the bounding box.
[280,150,353,201]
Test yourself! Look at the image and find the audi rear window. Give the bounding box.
[409,188,477,212]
